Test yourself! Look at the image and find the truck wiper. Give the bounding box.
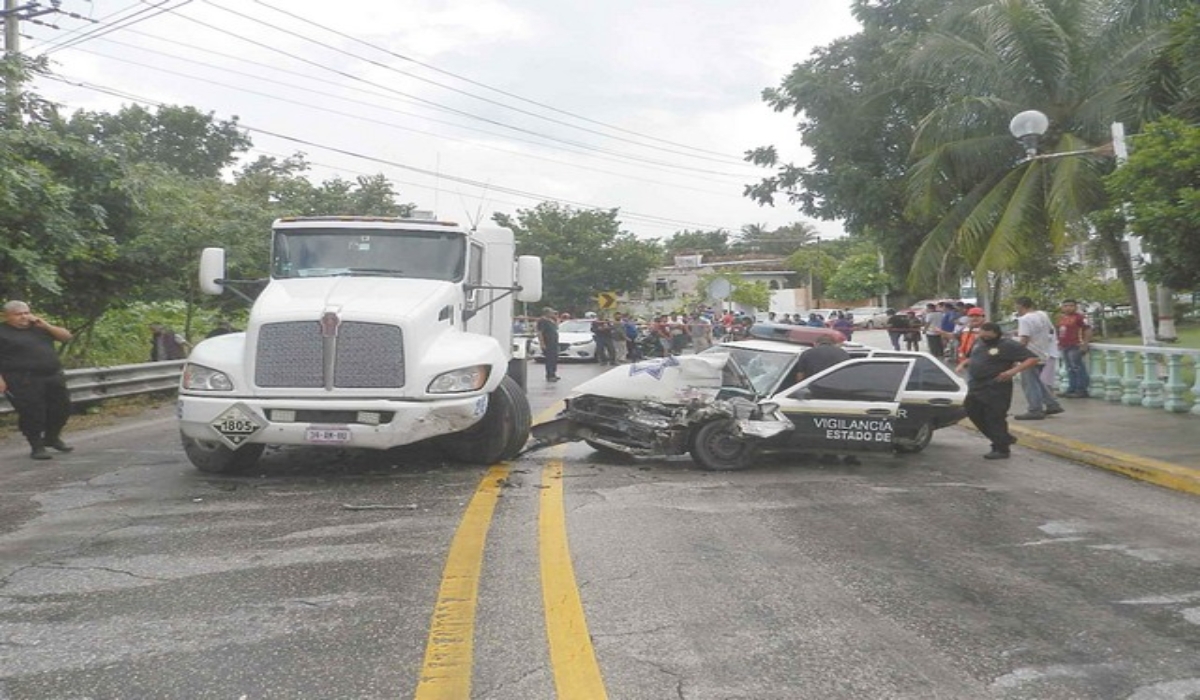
[332,268,404,276]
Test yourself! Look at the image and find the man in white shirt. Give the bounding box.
[1013,297,1064,420]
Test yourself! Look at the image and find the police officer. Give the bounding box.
[0,300,75,460]
[954,321,1039,460]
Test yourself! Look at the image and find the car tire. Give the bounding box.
[439,376,532,464]
[894,421,933,454]
[182,436,265,474]
[689,419,758,471]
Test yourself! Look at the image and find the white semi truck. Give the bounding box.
[177,215,542,473]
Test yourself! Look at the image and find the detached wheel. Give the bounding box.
[894,421,933,454]
[689,419,757,471]
[182,436,265,474]
[440,376,532,464]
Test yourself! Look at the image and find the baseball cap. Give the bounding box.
[967,307,985,316]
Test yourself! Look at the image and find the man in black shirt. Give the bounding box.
[955,322,1038,460]
[0,300,75,460]
[793,335,850,383]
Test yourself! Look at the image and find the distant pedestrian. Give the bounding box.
[923,303,946,359]
[885,308,908,350]
[150,323,190,361]
[537,307,561,382]
[904,311,922,351]
[831,313,853,342]
[1057,299,1093,398]
[688,314,713,351]
[591,314,617,365]
[1013,297,1064,420]
[0,300,75,460]
[956,321,1039,460]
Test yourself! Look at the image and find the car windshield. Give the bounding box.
[271,228,466,282]
[702,345,797,396]
[559,320,593,333]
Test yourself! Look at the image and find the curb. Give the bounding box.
[961,422,1200,497]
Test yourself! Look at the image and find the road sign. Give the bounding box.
[597,292,617,309]
[707,278,731,301]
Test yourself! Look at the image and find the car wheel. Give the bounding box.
[688,419,757,471]
[894,421,933,454]
[182,435,265,474]
[439,376,532,464]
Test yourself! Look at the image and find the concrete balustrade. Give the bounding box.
[1064,343,1200,416]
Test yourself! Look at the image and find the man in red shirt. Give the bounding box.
[1057,299,1093,398]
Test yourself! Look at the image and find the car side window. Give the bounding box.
[792,361,908,402]
[874,353,959,391]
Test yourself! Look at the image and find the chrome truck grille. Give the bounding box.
[255,321,404,388]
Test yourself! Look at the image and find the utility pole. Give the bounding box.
[3,0,19,127]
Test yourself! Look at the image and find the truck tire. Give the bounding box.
[440,376,531,464]
[507,357,528,391]
[182,435,265,474]
[689,419,757,471]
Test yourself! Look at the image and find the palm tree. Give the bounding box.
[735,221,819,256]
[902,0,1183,293]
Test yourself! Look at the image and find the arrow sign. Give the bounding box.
[597,292,617,309]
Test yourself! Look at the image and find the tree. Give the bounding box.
[902,0,1184,293]
[732,221,820,256]
[494,203,661,313]
[58,104,251,179]
[661,229,731,258]
[745,0,950,293]
[826,253,890,302]
[1105,117,1200,289]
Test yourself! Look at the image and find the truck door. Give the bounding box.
[769,358,913,453]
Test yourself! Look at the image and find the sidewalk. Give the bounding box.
[987,396,1200,496]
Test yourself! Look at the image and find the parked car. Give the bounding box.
[530,319,598,362]
[529,333,967,470]
[849,306,890,329]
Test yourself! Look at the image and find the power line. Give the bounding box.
[160,4,756,177]
[37,0,191,55]
[218,0,747,166]
[45,75,736,231]
[71,38,750,189]
[25,1,137,52]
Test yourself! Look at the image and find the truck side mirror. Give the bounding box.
[516,256,543,302]
[199,247,227,296]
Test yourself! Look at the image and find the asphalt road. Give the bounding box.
[3,338,1200,699]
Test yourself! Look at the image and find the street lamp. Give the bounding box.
[1008,110,1156,346]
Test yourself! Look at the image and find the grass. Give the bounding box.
[1102,323,1200,349]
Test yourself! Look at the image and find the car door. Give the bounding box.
[769,358,914,453]
[870,352,967,430]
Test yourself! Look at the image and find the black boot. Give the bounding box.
[45,435,74,453]
[29,438,52,461]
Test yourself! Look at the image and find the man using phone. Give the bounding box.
[0,300,75,460]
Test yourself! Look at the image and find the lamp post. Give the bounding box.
[1008,110,1156,347]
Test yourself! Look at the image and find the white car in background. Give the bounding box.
[849,306,890,329]
[530,319,598,362]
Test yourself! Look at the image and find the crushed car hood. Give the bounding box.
[568,354,730,404]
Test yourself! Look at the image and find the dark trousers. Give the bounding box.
[3,371,71,443]
[926,333,945,359]
[544,346,559,379]
[965,382,1014,452]
[594,336,615,364]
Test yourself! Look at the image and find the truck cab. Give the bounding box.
[177,215,542,473]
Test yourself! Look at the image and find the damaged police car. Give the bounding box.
[529,327,967,471]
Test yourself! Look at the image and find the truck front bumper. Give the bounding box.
[178,394,488,450]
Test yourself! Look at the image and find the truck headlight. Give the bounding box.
[428,366,490,394]
[182,363,234,391]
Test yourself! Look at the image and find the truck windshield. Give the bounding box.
[271,228,466,282]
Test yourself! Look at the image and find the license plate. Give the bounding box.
[305,426,352,444]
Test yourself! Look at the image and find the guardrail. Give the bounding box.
[0,361,184,415]
[1080,343,1200,416]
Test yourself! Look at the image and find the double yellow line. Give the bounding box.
[414,422,607,698]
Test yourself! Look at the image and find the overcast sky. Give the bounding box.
[23,0,862,242]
